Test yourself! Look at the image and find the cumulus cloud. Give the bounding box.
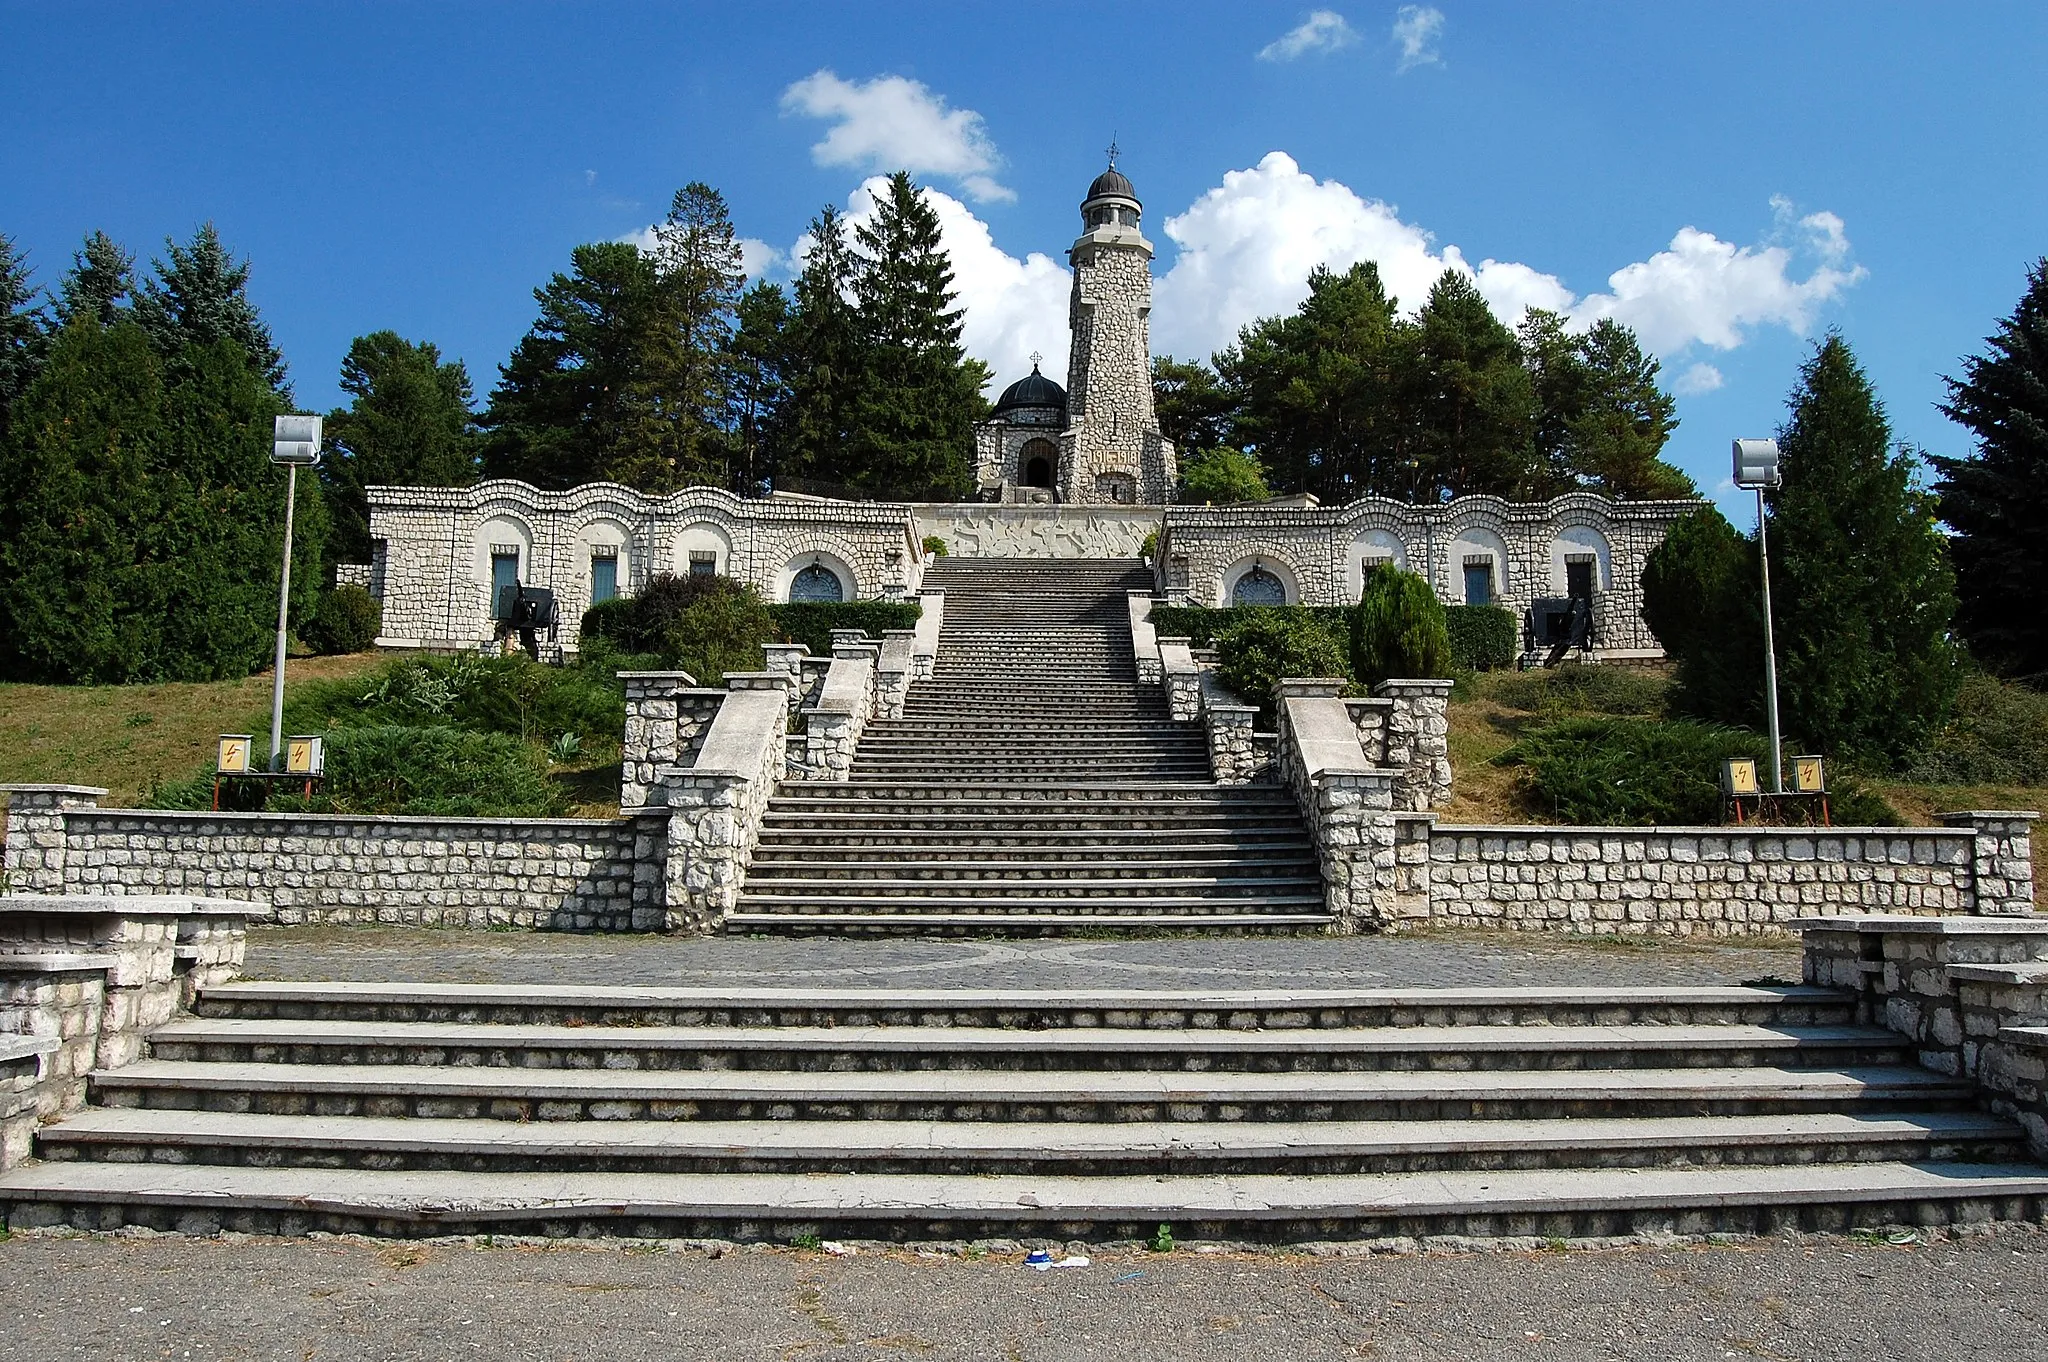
[1258,10,1359,61]
[1392,5,1445,71]
[781,70,1013,203]
[1674,362,1726,396]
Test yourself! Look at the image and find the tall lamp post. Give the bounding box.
[268,415,322,772]
[1732,438,1785,793]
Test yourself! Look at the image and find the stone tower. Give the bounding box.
[1059,158,1177,505]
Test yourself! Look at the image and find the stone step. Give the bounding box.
[34,1109,2023,1178]
[140,1020,1914,1074]
[187,983,1865,1029]
[84,1059,1980,1124]
[767,784,1295,804]
[731,877,1326,901]
[727,892,1330,913]
[722,913,1336,935]
[750,834,1314,854]
[745,857,1322,879]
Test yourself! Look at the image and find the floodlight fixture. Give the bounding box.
[1732,438,1781,490]
[265,416,322,772]
[1735,437,1786,793]
[272,414,323,467]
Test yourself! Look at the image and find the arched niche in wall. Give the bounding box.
[575,516,633,602]
[1019,437,1058,489]
[1549,524,1612,595]
[775,549,858,604]
[673,520,733,581]
[1344,527,1412,603]
[1219,553,1301,607]
[1442,524,1513,606]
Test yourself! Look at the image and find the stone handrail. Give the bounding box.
[912,590,945,680]
[1158,637,1200,722]
[1128,593,1161,684]
[657,674,790,932]
[876,630,916,720]
[796,642,878,782]
[1274,678,1399,930]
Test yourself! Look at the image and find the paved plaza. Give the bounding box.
[240,924,1806,992]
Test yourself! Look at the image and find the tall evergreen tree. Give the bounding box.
[322,331,478,567]
[1932,259,2048,682]
[846,172,988,500]
[1767,334,1959,763]
[1150,355,1233,455]
[481,241,670,489]
[132,223,289,394]
[774,204,864,485]
[1564,320,1689,498]
[1217,262,1403,501]
[649,182,745,486]
[727,280,791,492]
[1399,269,1542,500]
[1641,506,1764,726]
[51,230,134,329]
[0,235,48,437]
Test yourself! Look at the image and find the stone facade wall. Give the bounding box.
[361,482,924,652]
[914,505,1162,559]
[2,789,666,933]
[1424,826,1978,936]
[1158,493,1694,655]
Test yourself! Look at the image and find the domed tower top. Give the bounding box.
[1079,144,1143,234]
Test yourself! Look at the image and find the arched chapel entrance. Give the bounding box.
[1020,439,1057,490]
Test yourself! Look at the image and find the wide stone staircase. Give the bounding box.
[5,979,2045,1240]
[726,558,1330,934]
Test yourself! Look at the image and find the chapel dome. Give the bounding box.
[992,365,1068,417]
[1086,166,1137,202]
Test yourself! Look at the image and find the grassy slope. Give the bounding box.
[1443,669,2046,887]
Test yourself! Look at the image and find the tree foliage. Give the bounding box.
[1351,565,1452,685]
[321,331,478,567]
[1933,258,2048,683]
[132,223,289,394]
[1179,446,1270,504]
[51,230,134,331]
[0,235,48,442]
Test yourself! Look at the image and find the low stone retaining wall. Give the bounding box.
[2,786,666,932]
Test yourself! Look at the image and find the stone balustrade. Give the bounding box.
[658,674,790,932]
[0,894,257,1166]
[1128,592,1161,684]
[1158,637,1200,722]
[875,630,916,720]
[911,591,945,681]
[1799,915,2048,1158]
[1275,679,1399,928]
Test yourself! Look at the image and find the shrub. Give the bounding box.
[1444,604,1516,670]
[1486,663,1669,718]
[578,595,639,650]
[285,652,624,746]
[1179,447,1271,504]
[1139,530,1159,562]
[768,601,923,658]
[1214,609,1349,711]
[1907,672,2048,786]
[1351,566,1451,685]
[1497,716,1898,826]
[305,584,382,655]
[922,535,947,558]
[661,578,778,685]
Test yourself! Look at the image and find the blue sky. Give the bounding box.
[4,2,2043,520]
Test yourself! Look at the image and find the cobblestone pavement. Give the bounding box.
[241,926,1806,991]
[0,1225,2040,1361]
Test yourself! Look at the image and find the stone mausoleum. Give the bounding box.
[348,158,1693,661]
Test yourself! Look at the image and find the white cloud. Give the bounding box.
[829,177,1069,394]
[781,70,1013,204]
[619,227,783,282]
[1258,10,1359,61]
[1674,362,1726,396]
[1392,4,1445,72]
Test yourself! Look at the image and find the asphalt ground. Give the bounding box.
[1,1224,2041,1361]
[240,925,1807,992]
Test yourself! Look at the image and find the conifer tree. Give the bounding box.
[323,331,479,567]
[1400,269,1541,500]
[775,204,865,486]
[1564,320,1689,498]
[1768,334,1958,763]
[727,280,791,492]
[1641,506,1763,726]
[0,235,48,438]
[133,223,289,394]
[1150,356,1233,454]
[846,173,988,500]
[649,182,745,486]
[1351,564,1452,684]
[1932,259,2048,682]
[51,230,134,329]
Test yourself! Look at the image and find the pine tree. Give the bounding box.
[0,235,48,437]
[481,241,669,489]
[1565,320,1689,498]
[323,331,478,567]
[649,182,745,487]
[775,204,864,487]
[1932,259,2048,682]
[132,223,289,394]
[1768,334,1959,763]
[727,280,791,492]
[846,173,988,500]
[51,230,134,329]
[1150,356,1233,454]
[1399,270,1541,500]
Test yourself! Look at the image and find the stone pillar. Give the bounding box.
[1,786,107,895]
[1128,592,1161,684]
[1159,638,1200,722]
[616,675,697,811]
[912,591,944,681]
[875,630,917,720]
[1274,679,1398,931]
[761,642,809,691]
[1372,680,1455,812]
[1940,810,2037,916]
[1204,704,1258,784]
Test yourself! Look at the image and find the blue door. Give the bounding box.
[491,551,520,618]
[1463,562,1493,606]
[590,555,618,603]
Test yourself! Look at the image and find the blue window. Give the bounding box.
[1231,566,1286,606]
[1463,560,1494,606]
[490,549,520,619]
[590,553,618,603]
[790,563,844,603]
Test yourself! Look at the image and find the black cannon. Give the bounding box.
[495,583,559,660]
[1525,595,1594,668]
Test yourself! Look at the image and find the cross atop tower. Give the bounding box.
[1104,136,1120,171]
[1029,350,1043,370]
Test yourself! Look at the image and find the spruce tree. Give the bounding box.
[51,230,134,330]
[775,204,864,487]
[1641,507,1763,726]
[1932,259,2048,682]
[727,279,791,492]
[1768,334,1958,763]
[0,235,48,437]
[649,182,745,487]
[847,172,988,500]
[133,223,289,394]
[1399,270,1541,500]
[323,331,478,566]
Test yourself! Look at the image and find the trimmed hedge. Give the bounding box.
[1445,604,1517,670]
[305,584,382,655]
[767,602,923,658]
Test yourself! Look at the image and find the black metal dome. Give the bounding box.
[991,365,1068,417]
[1086,166,1137,201]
